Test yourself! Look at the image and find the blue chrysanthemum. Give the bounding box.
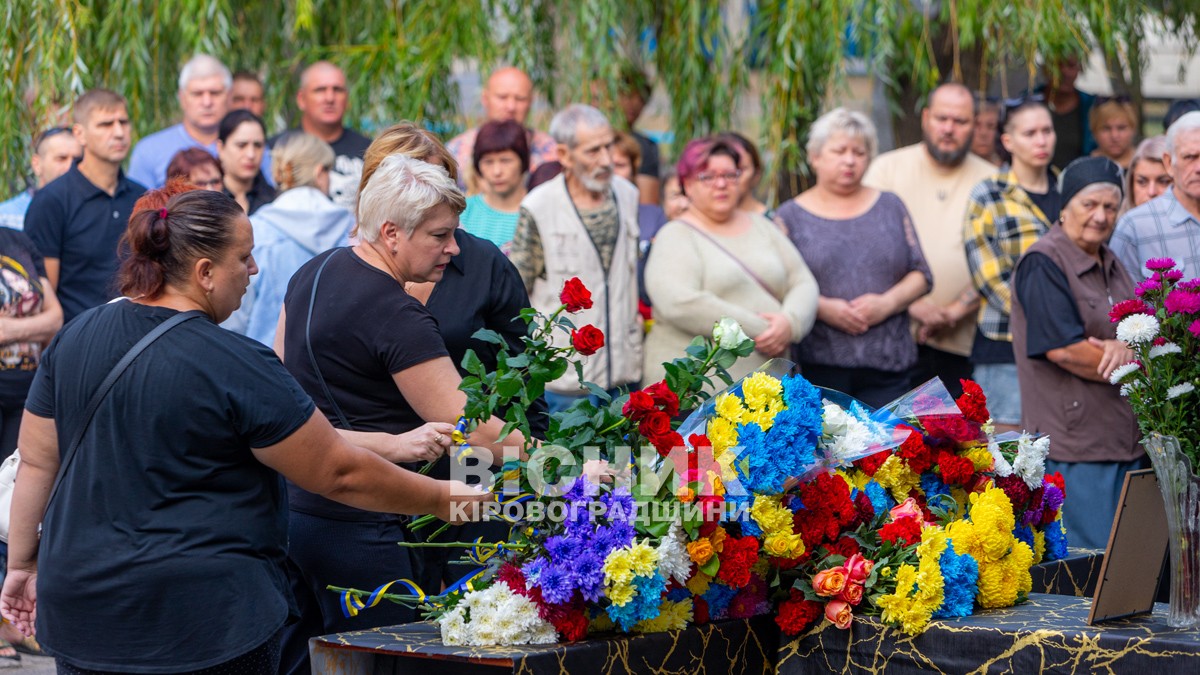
[933,546,979,618]
[606,572,667,631]
[1043,520,1069,561]
[864,480,895,516]
[701,580,740,620]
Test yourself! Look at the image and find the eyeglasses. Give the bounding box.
[193,178,224,189]
[696,170,743,185]
[999,93,1047,127]
[1095,94,1133,105]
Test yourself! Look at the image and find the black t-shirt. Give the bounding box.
[1026,186,1062,226]
[0,228,48,407]
[25,300,315,671]
[1015,252,1086,358]
[23,164,146,322]
[632,131,661,178]
[224,171,277,215]
[282,247,448,520]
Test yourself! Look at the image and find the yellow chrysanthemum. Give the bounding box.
[686,571,712,596]
[874,455,920,502]
[839,468,870,491]
[707,417,738,456]
[634,598,693,632]
[607,582,635,607]
[963,446,994,471]
[741,372,782,411]
[747,408,778,432]
[627,541,658,577]
[1033,529,1046,564]
[878,530,949,635]
[750,495,794,535]
[714,393,746,424]
[590,612,616,632]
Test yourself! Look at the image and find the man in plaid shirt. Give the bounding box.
[1111,111,1200,279]
[963,100,1059,432]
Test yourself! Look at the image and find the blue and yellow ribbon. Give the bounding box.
[339,578,427,619]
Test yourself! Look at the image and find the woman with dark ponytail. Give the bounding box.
[0,189,486,674]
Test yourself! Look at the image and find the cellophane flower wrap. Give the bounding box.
[331,279,1070,644]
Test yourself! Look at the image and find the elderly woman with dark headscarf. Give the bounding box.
[1011,156,1142,549]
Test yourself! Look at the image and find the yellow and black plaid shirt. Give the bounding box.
[963,170,1053,343]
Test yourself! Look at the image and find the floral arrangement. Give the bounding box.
[1109,257,1200,470]
[333,278,1069,644]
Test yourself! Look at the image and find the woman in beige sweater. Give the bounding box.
[643,138,819,385]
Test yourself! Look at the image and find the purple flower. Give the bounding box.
[537,563,575,604]
[1164,289,1200,315]
[1135,278,1160,297]
[1042,484,1064,514]
[1179,279,1200,292]
[1146,257,1177,272]
[1191,319,1200,338]
[544,534,580,561]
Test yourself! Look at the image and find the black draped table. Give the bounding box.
[310,549,1123,674]
[777,594,1200,674]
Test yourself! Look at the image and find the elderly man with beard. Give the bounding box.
[864,83,996,396]
[510,104,643,414]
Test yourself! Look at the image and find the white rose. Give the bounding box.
[713,317,750,349]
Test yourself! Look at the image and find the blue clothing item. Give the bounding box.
[23,163,146,322]
[972,362,1020,425]
[1111,188,1200,280]
[460,194,519,253]
[0,190,32,230]
[127,123,219,189]
[223,187,352,344]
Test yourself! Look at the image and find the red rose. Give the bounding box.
[643,380,681,417]
[638,410,672,440]
[559,277,593,312]
[651,431,684,457]
[622,391,656,421]
[571,325,605,355]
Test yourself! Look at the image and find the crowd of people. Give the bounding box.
[0,51,1197,672]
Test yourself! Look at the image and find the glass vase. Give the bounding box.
[1143,433,1200,628]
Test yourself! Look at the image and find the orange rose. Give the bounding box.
[687,539,715,565]
[812,566,848,597]
[838,582,864,606]
[710,526,727,553]
[825,599,853,629]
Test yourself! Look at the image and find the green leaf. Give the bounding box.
[472,328,506,346]
[461,350,486,378]
[505,352,530,368]
[700,555,720,577]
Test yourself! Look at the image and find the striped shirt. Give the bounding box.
[460,195,519,255]
[963,170,1054,343]
[1111,188,1200,280]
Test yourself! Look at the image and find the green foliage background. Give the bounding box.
[1,0,1198,199]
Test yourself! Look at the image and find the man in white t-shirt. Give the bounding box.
[864,83,997,396]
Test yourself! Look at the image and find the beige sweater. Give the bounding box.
[642,214,819,385]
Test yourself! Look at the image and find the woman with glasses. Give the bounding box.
[166,147,224,191]
[777,108,932,407]
[641,137,818,385]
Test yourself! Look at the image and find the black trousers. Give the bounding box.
[908,345,974,399]
[799,363,912,409]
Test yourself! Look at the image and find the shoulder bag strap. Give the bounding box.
[679,219,783,303]
[44,309,205,512]
[305,250,353,430]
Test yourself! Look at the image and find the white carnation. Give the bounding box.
[987,440,1013,478]
[1149,342,1183,359]
[821,401,889,465]
[1116,314,1160,345]
[656,520,692,585]
[1012,434,1051,490]
[1167,382,1196,400]
[1109,362,1141,384]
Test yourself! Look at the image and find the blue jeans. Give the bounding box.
[972,363,1021,425]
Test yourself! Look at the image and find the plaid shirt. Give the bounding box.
[963,170,1052,342]
[1111,188,1200,280]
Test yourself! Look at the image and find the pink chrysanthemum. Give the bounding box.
[1146,257,1177,271]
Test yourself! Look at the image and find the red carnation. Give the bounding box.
[622,391,656,421]
[643,380,680,417]
[854,449,892,476]
[897,427,934,474]
[717,535,760,587]
[956,379,991,425]
[936,450,976,486]
[571,325,605,355]
[559,277,593,312]
[879,517,922,547]
[823,536,861,559]
[694,597,711,625]
[775,590,825,635]
[996,474,1033,510]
